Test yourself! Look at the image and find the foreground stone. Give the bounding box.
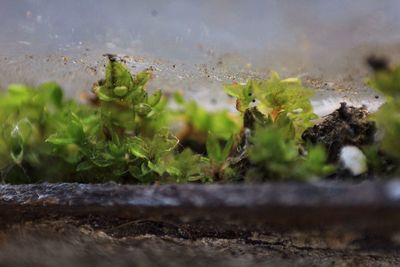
[1,182,400,266]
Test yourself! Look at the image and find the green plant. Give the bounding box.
[0,82,76,183]
[224,72,317,139]
[46,58,184,183]
[0,59,192,183]
[0,58,337,184]
[163,149,212,183]
[224,72,333,181]
[205,133,236,180]
[245,124,334,182]
[172,92,241,141]
[169,93,241,180]
[368,66,400,160]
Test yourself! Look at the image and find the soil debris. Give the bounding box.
[366,55,389,72]
[302,102,376,161]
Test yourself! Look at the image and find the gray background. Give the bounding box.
[0,0,399,113]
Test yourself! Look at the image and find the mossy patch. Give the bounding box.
[0,56,398,183]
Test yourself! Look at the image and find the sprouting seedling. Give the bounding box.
[92,55,162,136]
[44,57,179,183]
[224,72,317,139]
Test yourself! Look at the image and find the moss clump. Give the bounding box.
[364,64,400,175]
[6,56,396,184]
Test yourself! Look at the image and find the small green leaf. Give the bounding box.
[223,81,255,112]
[97,89,114,101]
[133,71,152,87]
[187,175,203,182]
[7,84,32,96]
[173,92,185,104]
[135,103,152,116]
[148,160,164,175]
[91,157,114,167]
[166,166,181,177]
[206,133,222,163]
[221,136,234,160]
[113,86,128,97]
[38,82,64,107]
[13,119,33,142]
[104,60,134,92]
[129,137,148,159]
[10,131,24,165]
[10,148,23,164]
[45,135,76,145]
[141,162,151,175]
[281,77,301,85]
[148,90,162,106]
[223,83,241,98]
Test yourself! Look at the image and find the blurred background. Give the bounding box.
[1,0,400,113]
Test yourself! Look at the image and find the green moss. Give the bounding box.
[246,126,334,182]
[224,72,317,140]
[0,58,341,184]
[367,66,400,174]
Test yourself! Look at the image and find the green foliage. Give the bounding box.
[224,81,256,113]
[92,59,162,134]
[205,133,235,179]
[224,72,317,139]
[173,92,241,140]
[206,133,234,165]
[224,72,331,181]
[0,82,83,183]
[368,66,400,98]
[0,59,333,184]
[368,66,400,161]
[246,125,334,182]
[164,149,212,183]
[44,60,185,183]
[0,60,190,183]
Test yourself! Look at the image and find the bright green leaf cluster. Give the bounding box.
[224,72,317,139]
[224,72,333,181]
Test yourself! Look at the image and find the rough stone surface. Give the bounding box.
[2,182,400,231]
[0,220,399,267]
[1,182,400,266]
